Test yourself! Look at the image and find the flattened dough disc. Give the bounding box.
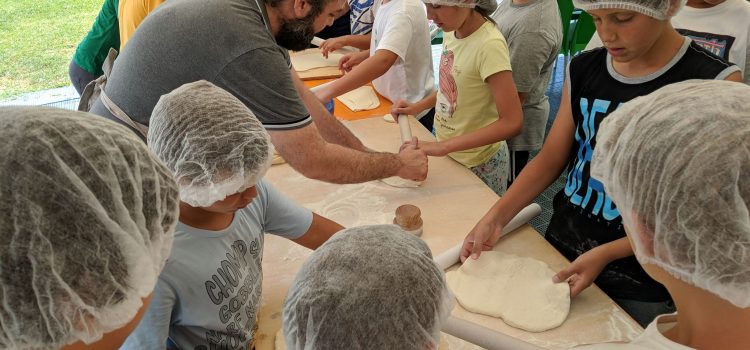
[446,251,570,332]
[337,85,380,111]
[291,49,344,71]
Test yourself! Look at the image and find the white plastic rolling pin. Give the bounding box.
[398,114,413,144]
[443,317,545,350]
[433,203,542,270]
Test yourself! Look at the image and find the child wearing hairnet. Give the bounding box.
[391,0,524,196]
[282,225,453,350]
[0,107,180,350]
[460,0,742,326]
[576,80,750,349]
[315,0,437,130]
[120,81,344,350]
[587,0,750,84]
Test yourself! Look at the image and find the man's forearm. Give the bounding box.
[278,133,402,183]
[291,70,367,151]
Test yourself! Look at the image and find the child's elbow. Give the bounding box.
[508,114,523,137]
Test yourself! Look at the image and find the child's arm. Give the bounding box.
[319,34,372,58]
[119,283,175,350]
[725,70,743,82]
[314,49,399,102]
[552,237,634,297]
[391,91,438,118]
[460,81,576,261]
[291,213,345,249]
[289,68,367,151]
[417,71,523,157]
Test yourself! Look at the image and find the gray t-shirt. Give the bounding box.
[91,0,311,132]
[492,0,562,151]
[120,179,313,350]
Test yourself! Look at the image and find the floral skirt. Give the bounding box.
[470,142,510,196]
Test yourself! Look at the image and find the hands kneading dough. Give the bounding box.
[446,251,570,332]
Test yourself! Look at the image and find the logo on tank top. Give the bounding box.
[564,97,623,221]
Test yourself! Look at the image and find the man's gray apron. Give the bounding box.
[78,48,149,139]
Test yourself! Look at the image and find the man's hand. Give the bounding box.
[391,99,421,117]
[339,51,368,72]
[395,138,428,181]
[552,247,611,297]
[460,215,504,262]
[320,36,348,58]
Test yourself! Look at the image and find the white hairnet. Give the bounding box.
[283,225,453,350]
[0,106,180,349]
[591,80,750,308]
[422,0,498,14]
[573,0,685,20]
[148,80,273,207]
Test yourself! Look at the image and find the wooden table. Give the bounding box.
[255,116,641,349]
[304,79,393,121]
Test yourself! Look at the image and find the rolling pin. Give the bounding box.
[397,114,412,144]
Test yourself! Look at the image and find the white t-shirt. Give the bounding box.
[585,0,750,84]
[574,314,693,350]
[370,0,435,117]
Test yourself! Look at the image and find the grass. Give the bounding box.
[0,0,102,100]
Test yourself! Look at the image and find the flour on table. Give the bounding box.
[337,85,380,111]
[446,251,570,332]
[291,49,344,71]
[276,328,453,349]
[381,176,421,188]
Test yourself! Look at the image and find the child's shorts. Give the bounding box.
[470,142,510,196]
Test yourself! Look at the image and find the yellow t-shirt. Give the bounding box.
[118,0,166,49]
[435,21,512,168]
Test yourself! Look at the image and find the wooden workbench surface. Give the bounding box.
[255,116,641,349]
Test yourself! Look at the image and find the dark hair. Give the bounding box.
[476,6,496,24]
[265,0,332,19]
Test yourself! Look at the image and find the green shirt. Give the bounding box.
[72,0,120,75]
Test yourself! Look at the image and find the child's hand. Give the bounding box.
[460,215,504,262]
[552,247,611,297]
[416,141,448,157]
[391,99,421,117]
[320,36,348,58]
[339,52,366,72]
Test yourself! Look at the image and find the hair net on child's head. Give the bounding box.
[422,0,498,14]
[148,80,273,207]
[283,224,453,350]
[591,80,750,308]
[572,0,685,20]
[0,106,180,349]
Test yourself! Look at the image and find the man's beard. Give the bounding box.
[276,13,317,51]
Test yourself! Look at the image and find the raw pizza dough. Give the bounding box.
[291,49,344,72]
[383,113,396,123]
[446,251,570,332]
[380,176,421,188]
[337,85,380,111]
